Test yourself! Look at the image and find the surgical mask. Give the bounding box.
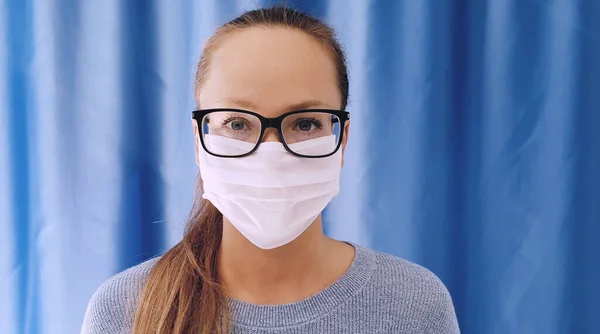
[198,134,342,249]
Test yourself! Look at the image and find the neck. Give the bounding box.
[218,216,349,305]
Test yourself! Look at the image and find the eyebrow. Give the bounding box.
[226,98,334,112]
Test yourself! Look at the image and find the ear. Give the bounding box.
[340,120,350,168]
[192,119,201,167]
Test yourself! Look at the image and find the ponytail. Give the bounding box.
[132,179,229,333]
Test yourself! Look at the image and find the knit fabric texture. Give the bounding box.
[81,243,460,333]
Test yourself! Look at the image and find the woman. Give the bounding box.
[83,6,460,334]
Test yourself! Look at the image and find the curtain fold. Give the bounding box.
[1,1,599,333]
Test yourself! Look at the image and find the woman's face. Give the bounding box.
[195,26,349,162]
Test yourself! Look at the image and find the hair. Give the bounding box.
[132,6,349,334]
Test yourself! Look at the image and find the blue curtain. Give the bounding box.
[2,0,599,333]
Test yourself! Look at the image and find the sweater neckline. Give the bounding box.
[227,243,376,329]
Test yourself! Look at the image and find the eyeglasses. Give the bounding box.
[192,108,350,158]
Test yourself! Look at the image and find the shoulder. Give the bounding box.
[81,257,160,334]
[370,250,451,298]
[359,246,460,333]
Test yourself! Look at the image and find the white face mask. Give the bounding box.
[198,134,342,249]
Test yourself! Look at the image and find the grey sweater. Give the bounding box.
[81,244,460,333]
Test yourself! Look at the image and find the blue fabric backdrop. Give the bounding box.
[2,0,599,333]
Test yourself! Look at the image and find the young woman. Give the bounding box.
[83,6,460,334]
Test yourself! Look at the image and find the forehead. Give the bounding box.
[198,26,341,116]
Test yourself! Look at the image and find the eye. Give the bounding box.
[297,120,313,131]
[230,120,245,130]
[294,118,323,131]
[222,117,250,131]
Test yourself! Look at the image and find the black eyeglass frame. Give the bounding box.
[192,108,350,158]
